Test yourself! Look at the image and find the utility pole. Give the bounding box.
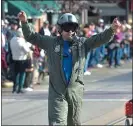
[126,0,130,23]
[2,0,5,20]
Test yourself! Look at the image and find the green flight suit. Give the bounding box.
[21,22,114,125]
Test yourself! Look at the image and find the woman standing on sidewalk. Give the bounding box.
[10,28,31,93]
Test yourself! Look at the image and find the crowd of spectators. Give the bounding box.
[81,19,132,75]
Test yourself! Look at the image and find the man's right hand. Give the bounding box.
[18,11,27,23]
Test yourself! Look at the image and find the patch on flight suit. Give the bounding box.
[54,45,60,53]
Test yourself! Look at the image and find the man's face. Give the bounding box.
[61,23,78,40]
[116,28,121,33]
[89,24,95,31]
[62,30,75,40]
[99,22,104,27]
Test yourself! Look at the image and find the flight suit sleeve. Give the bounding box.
[21,22,53,51]
[84,27,114,51]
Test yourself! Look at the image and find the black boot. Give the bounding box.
[12,84,17,93]
[17,89,25,94]
[17,86,25,94]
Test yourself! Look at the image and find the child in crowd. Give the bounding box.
[24,49,34,91]
[37,55,46,84]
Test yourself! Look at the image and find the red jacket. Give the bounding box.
[33,45,41,58]
[1,47,8,69]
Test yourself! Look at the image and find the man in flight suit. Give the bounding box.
[18,11,121,125]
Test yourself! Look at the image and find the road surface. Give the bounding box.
[2,63,132,125]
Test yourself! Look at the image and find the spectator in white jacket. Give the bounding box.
[10,28,30,93]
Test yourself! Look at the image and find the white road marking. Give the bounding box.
[2,98,129,103]
[90,80,99,82]
[83,99,129,102]
[2,99,29,102]
[32,89,48,92]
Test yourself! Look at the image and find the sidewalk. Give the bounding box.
[2,75,49,93]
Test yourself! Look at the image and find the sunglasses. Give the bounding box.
[61,23,78,32]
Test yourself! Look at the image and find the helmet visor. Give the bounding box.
[61,23,78,32]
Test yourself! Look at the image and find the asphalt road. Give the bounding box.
[1,62,132,125]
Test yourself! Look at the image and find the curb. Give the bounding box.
[2,81,13,88]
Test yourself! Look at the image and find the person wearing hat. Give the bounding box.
[7,20,18,37]
[95,18,105,68]
[18,11,121,125]
[39,20,51,36]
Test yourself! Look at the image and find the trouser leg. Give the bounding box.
[48,84,84,126]
[109,49,115,66]
[42,72,45,80]
[17,72,26,92]
[9,63,15,84]
[38,72,41,84]
[32,58,39,85]
[48,98,68,125]
[1,68,6,81]
[12,72,19,92]
[67,85,84,125]
[24,72,33,88]
[100,44,106,59]
[12,62,18,92]
[32,69,39,85]
[24,72,28,88]
[115,47,120,66]
[89,50,96,67]
[84,52,91,72]
[126,44,130,59]
[95,47,101,64]
[1,68,8,80]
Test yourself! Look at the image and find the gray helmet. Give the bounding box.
[57,13,78,26]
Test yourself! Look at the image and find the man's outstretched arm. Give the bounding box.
[18,11,54,51]
[84,18,121,50]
